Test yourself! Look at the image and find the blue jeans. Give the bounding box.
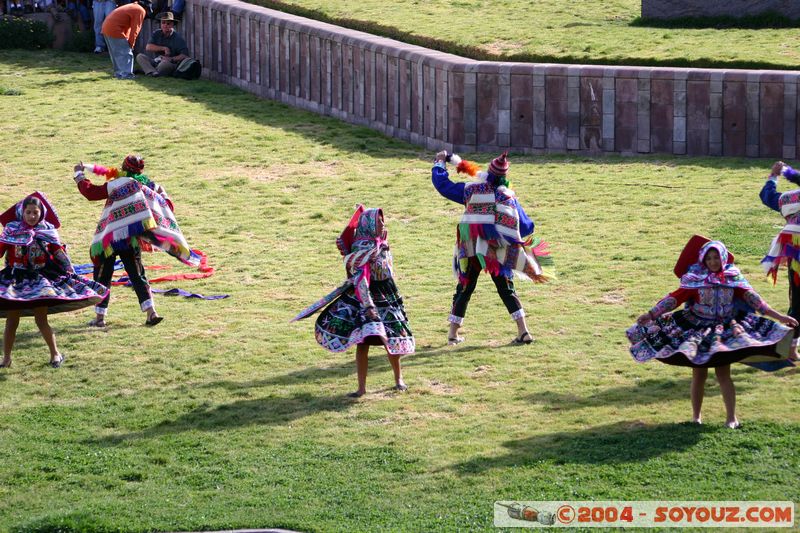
[104,35,134,78]
[171,0,184,14]
[92,0,115,49]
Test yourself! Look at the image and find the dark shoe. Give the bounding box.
[87,318,106,328]
[49,354,65,368]
[347,391,365,398]
[447,336,464,345]
[512,332,534,344]
[145,315,164,327]
[726,421,742,430]
[0,359,11,368]
[393,383,408,392]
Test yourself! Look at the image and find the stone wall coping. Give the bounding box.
[203,0,800,78]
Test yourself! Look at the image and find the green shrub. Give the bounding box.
[64,27,94,53]
[0,17,53,50]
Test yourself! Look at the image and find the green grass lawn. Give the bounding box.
[249,0,800,69]
[0,50,799,532]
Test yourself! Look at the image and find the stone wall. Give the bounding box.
[183,0,800,158]
[642,0,800,20]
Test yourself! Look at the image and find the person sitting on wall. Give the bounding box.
[135,11,189,78]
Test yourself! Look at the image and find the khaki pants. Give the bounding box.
[136,54,178,77]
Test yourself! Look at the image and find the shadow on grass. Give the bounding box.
[453,420,708,473]
[522,377,756,410]
[197,342,484,391]
[90,391,354,445]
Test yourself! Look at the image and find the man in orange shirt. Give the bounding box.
[100,0,151,79]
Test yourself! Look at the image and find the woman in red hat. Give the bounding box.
[431,150,552,345]
[627,237,797,428]
[0,193,107,368]
[293,206,414,397]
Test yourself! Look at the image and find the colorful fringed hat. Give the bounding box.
[122,154,145,174]
[673,234,734,278]
[488,151,509,177]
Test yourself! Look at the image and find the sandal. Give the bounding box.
[87,318,106,328]
[49,354,65,368]
[347,391,365,398]
[512,332,534,345]
[145,315,164,327]
[447,336,464,345]
[726,421,742,430]
[393,383,408,392]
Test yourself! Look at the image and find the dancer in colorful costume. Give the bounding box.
[0,193,107,368]
[759,160,800,360]
[73,155,200,327]
[431,150,552,345]
[293,206,414,397]
[627,236,797,428]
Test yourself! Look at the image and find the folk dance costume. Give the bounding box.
[0,193,107,317]
[74,155,200,324]
[293,206,415,356]
[627,237,793,368]
[760,164,800,351]
[431,151,552,343]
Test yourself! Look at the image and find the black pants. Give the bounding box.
[93,247,152,311]
[450,258,522,321]
[789,265,800,339]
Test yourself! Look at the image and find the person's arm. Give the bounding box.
[127,10,144,48]
[48,243,75,274]
[145,31,170,56]
[169,33,189,62]
[73,163,109,201]
[636,287,692,324]
[760,161,784,212]
[431,151,466,204]
[736,287,799,327]
[515,200,535,237]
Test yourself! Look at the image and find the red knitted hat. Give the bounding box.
[488,151,509,177]
[122,154,145,174]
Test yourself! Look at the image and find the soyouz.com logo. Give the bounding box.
[494,501,795,527]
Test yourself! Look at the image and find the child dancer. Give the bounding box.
[627,236,797,428]
[431,150,552,345]
[73,155,199,327]
[760,160,800,360]
[0,193,107,368]
[293,206,414,397]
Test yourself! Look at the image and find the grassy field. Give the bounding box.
[249,0,800,69]
[0,50,799,532]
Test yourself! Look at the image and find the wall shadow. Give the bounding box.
[0,50,786,169]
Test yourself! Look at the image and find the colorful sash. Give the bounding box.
[90,177,200,266]
[455,182,551,284]
[762,188,800,281]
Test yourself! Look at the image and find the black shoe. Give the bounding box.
[512,332,534,344]
[145,315,164,327]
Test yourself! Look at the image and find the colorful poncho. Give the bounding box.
[762,188,800,282]
[90,177,200,266]
[455,181,551,285]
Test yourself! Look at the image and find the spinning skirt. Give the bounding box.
[0,266,107,318]
[627,309,793,368]
[315,278,414,355]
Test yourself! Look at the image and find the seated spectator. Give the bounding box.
[135,11,189,77]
